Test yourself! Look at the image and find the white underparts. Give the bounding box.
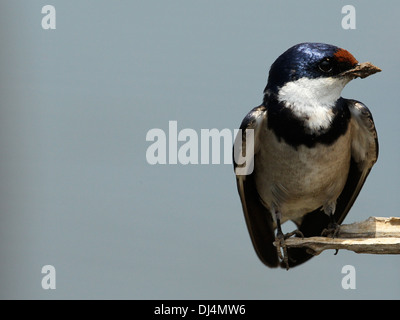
[277,76,351,133]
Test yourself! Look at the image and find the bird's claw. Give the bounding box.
[321,222,341,255]
[321,223,340,238]
[274,229,304,270]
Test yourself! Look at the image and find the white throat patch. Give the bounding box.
[277,77,350,133]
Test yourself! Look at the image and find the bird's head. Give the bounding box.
[264,43,381,106]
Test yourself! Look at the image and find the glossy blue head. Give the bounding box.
[264,43,358,94]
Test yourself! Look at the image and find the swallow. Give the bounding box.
[233,42,381,269]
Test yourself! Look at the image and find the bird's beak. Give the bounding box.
[340,62,382,79]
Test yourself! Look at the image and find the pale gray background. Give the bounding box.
[0,0,399,299]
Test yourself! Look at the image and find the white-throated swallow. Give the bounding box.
[233,42,381,269]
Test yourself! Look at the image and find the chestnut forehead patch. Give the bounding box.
[334,48,358,65]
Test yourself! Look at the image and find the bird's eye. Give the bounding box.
[318,59,333,73]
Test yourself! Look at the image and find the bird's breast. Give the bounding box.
[254,126,352,223]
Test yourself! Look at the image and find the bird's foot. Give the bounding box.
[321,222,341,238]
[274,229,304,270]
[321,222,341,255]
